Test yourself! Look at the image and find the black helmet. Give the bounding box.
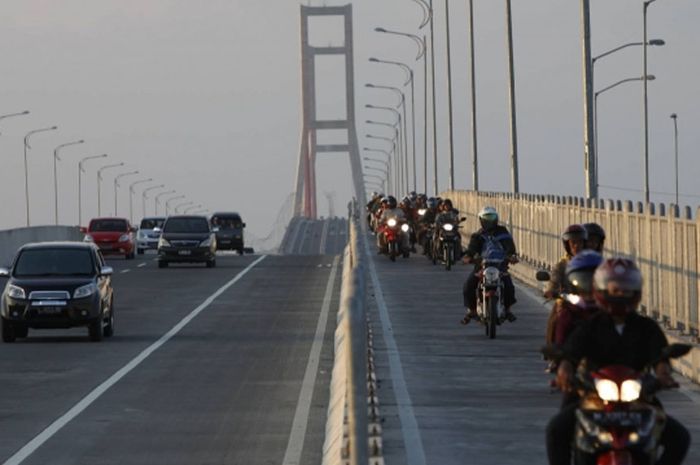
[426,197,438,209]
[565,250,604,294]
[583,222,606,252]
[562,224,588,256]
[386,195,397,209]
[442,198,453,209]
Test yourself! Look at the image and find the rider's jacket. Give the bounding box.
[463,225,516,259]
[544,254,574,297]
[562,311,668,370]
[435,209,459,226]
[554,301,600,346]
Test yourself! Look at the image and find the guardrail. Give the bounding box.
[0,226,83,266]
[322,201,371,465]
[446,190,700,381]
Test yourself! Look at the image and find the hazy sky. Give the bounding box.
[0,1,698,237]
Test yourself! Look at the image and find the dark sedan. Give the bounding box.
[0,242,114,342]
[157,215,217,268]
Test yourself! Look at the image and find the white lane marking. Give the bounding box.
[3,255,268,465]
[120,269,130,274]
[365,240,427,465]
[137,263,147,268]
[318,219,329,255]
[282,255,339,465]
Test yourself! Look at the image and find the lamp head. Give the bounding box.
[374,27,387,33]
[649,39,665,46]
[670,113,677,119]
[368,57,379,63]
[645,75,656,81]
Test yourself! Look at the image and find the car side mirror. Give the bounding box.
[536,270,551,282]
[0,267,10,277]
[100,266,114,276]
[79,226,88,234]
[242,223,246,228]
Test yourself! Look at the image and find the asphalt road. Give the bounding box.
[0,251,341,465]
[367,243,700,465]
[282,218,347,256]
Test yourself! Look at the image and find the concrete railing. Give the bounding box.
[322,201,370,465]
[0,226,83,266]
[446,190,700,381]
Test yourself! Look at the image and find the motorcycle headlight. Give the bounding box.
[73,283,97,299]
[401,224,410,232]
[118,234,130,243]
[158,237,170,248]
[565,294,582,305]
[443,223,454,232]
[483,266,500,285]
[597,431,614,444]
[387,219,397,227]
[418,209,427,216]
[620,379,642,402]
[200,237,213,247]
[7,284,26,300]
[595,379,620,402]
[83,235,94,242]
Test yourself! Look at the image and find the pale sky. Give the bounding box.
[0,0,698,238]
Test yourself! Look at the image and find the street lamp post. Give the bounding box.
[184,204,203,214]
[0,111,30,134]
[366,104,405,192]
[53,140,85,225]
[365,133,399,193]
[444,0,455,190]
[128,178,153,223]
[155,190,176,216]
[174,201,194,214]
[594,75,654,192]
[505,0,519,193]
[468,0,479,191]
[670,113,679,206]
[165,195,186,215]
[428,0,439,195]
[366,120,400,193]
[142,184,165,217]
[113,171,139,216]
[643,0,660,204]
[581,0,596,199]
[96,163,124,217]
[23,126,58,226]
[78,153,107,226]
[363,148,393,194]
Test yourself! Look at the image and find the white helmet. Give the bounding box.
[478,206,499,230]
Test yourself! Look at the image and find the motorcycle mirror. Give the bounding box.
[460,217,467,222]
[536,270,551,282]
[662,343,692,360]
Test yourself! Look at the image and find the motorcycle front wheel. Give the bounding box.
[444,244,452,271]
[486,296,498,339]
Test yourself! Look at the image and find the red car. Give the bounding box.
[83,218,136,259]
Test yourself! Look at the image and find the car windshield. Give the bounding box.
[211,217,242,230]
[140,218,165,230]
[14,249,95,277]
[90,219,128,232]
[164,218,210,233]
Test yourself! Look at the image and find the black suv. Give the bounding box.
[210,212,246,254]
[158,215,217,268]
[0,242,115,342]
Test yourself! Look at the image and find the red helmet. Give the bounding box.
[562,224,587,256]
[593,258,642,317]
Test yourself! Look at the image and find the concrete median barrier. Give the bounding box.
[0,226,82,266]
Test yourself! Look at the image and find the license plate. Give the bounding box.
[178,250,192,256]
[33,300,67,307]
[36,307,64,315]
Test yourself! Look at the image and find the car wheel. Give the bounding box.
[238,248,245,255]
[88,318,103,342]
[1,318,16,343]
[103,307,114,338]
[137,248,144,255]
[15,325,28,339]
[158,260,168,269]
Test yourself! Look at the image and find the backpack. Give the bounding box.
[480,232,511,261]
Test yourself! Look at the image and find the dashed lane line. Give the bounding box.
[2,255,267,465]
[120,269,130,274]
[137,263,147,268]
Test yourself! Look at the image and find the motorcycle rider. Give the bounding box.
[461,207,517,324]
[546,258,691,465]
[366,192,384,232]
[433,199,462,257]
[417,197,438,254]
[376,195,409,254]
[545,224,588,345]
[583,222,606,253]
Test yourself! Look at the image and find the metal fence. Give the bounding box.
[446,191,699,336]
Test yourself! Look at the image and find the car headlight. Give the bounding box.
[595,379,620,402]
[200,237,213,247]
[443,223,454,232]
[620,379,642,402]
[387,219,397,227]
[83,235,94,242]
[7,284,26,300]
[158,237,170,248]
[401,224,410,232]
[73,283,97,299]
[118,234,130,243]
[418,209,427,216]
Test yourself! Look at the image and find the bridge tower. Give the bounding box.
[293,4,365,219]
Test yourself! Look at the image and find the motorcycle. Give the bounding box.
[434,218,463,271]
[380,218,410,262]
[543,344,691,465]
[473,254,517,338]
